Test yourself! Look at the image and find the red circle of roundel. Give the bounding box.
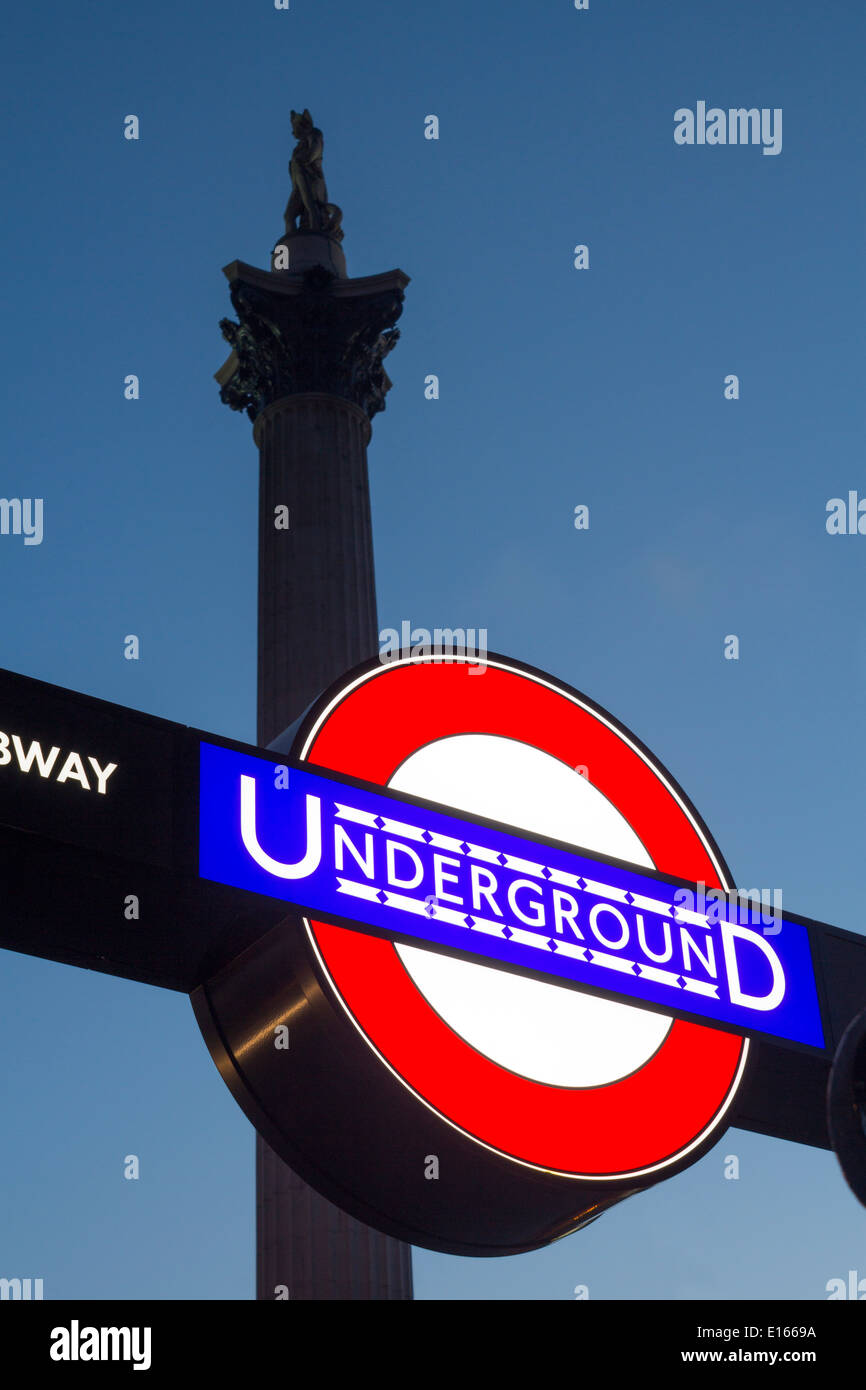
[299,655,747,1180]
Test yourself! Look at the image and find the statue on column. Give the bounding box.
[283,109,344,242]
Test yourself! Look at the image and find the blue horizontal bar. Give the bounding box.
[198,742,825,1051]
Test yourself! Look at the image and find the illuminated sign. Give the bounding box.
[194,650,764,1222]
[199,743,824,1050]
[0,668,174,868]
[0,730,117,794]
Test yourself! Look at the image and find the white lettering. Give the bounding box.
[87,757,118,795]
[636,913,672,962]
[470,865,503,917]
[433,853,463,904]
[507,878,546,928]
[720,921,786,1011]
[334,825,374,878]
[240,777,322,879]
[0,731,119,793]
[49,1320,151,1371]
[56,752,90,790]
[552,889,582,938]
[387,840,424,890]
[11,735,60,778]
[588,903,630,950]
[680,927,717,979]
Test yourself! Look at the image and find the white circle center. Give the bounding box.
[389,734,673,1088]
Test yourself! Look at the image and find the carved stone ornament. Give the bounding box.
[218,271,405,423]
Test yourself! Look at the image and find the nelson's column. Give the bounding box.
[215,110,413,1300]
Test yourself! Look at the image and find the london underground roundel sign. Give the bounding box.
[193,651,753,1256]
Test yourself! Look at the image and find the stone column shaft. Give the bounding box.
[217,249,411,1300]
[256,394,377,743]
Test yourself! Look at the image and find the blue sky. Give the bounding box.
[1,0,865,1299]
